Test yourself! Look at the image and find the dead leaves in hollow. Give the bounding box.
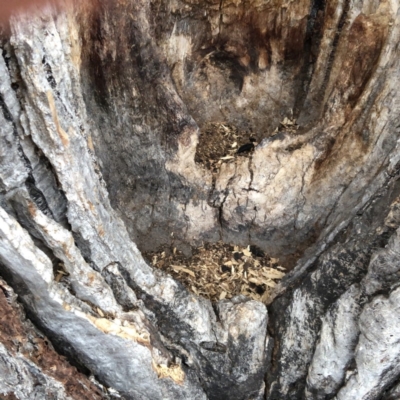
[195,118,298,174]
[145,242,285,303]
[194,122,255,173]
[271,115,298,135]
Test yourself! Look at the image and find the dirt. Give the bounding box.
[195,122,256,172]
[195,119,298,174]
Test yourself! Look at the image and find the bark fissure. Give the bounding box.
[1,1,400,399]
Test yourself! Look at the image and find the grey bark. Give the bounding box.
[0,0,400,399]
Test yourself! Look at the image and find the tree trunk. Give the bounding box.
[1,0,400,399]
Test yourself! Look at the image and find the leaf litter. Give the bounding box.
[144,242,285,303]
[194,118,298,174]
[194,122,256,173]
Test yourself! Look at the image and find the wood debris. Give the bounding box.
[195,122,256,173]
[144,242,285,303]
[279,116,298,133]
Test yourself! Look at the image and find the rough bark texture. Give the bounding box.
[0,0,400,399]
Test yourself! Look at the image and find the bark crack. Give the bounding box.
[218,0,224,41]
[295,154,318,230]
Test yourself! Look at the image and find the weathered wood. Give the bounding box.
[0,0,400,399]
